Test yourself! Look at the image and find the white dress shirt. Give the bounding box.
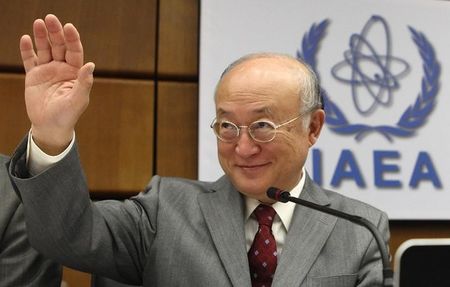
[244,170,305,255]
[27,131,75,175]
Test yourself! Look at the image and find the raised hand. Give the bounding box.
[20,14,95,155]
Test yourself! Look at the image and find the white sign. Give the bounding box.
[199,0,450,219]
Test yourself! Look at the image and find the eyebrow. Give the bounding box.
[216,106,274,117]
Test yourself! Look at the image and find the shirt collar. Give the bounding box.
[245,167,306,231]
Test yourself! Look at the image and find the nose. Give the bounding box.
[235,128,260,157]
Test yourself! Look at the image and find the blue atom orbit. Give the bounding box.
[331,15,410,115]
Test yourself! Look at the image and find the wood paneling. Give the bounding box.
[0,74,29,155]
[0,1,159,286]
[156,81,198,178]
[77,78,154,194]
[62,267,90,287]
[0,74,155,195]
[0,0,157,75]
[158,0,199,78]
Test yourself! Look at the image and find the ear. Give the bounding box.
[308,109,325,147]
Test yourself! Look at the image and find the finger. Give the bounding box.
[44,14,66,61]
[64,23,83,68]
[19,35,37,73]
[73,62,95,100]
[33,19,52,64]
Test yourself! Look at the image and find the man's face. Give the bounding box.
[214,57,324,202]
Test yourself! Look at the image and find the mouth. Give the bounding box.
[236,162,270,171]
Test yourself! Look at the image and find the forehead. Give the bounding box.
[215,57,304,116]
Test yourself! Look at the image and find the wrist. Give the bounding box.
[30,126,75,156]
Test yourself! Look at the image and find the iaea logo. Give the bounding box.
[297,15,440,142]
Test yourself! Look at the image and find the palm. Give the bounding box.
[20,14,94,153]
[25,61,82,131]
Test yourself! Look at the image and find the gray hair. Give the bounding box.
[215,52,323,118]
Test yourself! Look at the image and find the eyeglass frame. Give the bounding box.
[210,106,319,143]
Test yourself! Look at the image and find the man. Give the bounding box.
[8,14,390,286]
[0,154,62,286]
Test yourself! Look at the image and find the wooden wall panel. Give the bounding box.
[77,78,154,194]
[158,0,199,78]
[0,0,157,75]
[156,81,198,178]
[0,75,155,195]
[0,74,29,155]
[62,267,90,287]
[0,1,159,286]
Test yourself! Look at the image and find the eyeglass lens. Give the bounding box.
[213,120,276,142]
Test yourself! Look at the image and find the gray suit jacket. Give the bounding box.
[0,154,62,286]
[8,138,390,287]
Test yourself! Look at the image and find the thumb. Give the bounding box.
[73,62,95,99]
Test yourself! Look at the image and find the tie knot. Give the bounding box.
[253,204,276,227]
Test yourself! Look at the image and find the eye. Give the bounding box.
[220,121,236,130]
[251,121,274,130]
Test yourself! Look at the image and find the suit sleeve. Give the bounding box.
[1,155,62,287]
[356,210,390,287]
[7,137,158,285]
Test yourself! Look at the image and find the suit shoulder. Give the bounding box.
[0,154,9,163]
[322,187,387,221]
[141,175,215,198]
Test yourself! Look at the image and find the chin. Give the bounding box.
[234,181,268,199]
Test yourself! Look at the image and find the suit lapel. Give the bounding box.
[273,175,338,287]
[198,177,251,287]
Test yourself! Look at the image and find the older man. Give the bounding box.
[8,14,389,287]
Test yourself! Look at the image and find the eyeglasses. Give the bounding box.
[210,110,312,143]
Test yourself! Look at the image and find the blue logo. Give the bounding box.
[297,16,440,142]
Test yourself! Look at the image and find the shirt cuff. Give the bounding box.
[27,130,76,176]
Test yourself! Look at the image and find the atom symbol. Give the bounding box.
[331,15,410,115]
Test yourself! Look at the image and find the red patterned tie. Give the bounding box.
[248,204,277,287]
